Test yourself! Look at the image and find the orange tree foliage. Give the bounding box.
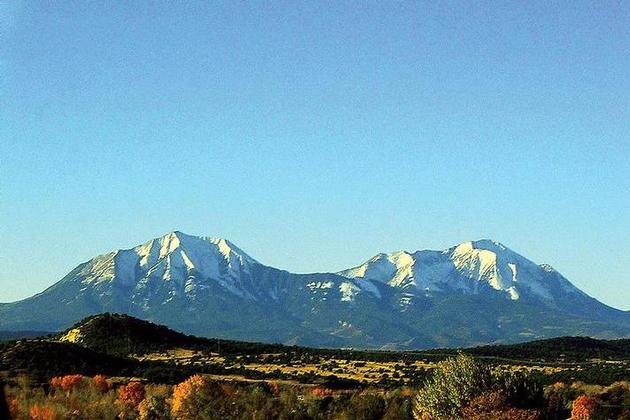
[93,374,112,392]
[8,397,20,418]
[117,381,146,407]
[29,403,55,420]
[171,374,236,419]
[171,375,207,418]
[571,395,599,420]
[311,386,334,397]
[50,374,84,392]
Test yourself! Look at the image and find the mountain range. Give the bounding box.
[1,231,628,349]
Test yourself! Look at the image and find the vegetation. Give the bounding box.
[3,373,415,419]
[2,314,630,418]
[438,336,630,362]
[413,354,543,419]
[3,365,630,419]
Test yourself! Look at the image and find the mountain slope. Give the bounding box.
[338,239,626,323]
[1,232,628,349]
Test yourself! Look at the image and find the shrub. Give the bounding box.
[93,374,112,392]
[414,353,493,419]
[139,393,171,420]
[571,395,599,420]
[29,403,56,420]
[311,386,334,397]
[414,354,544,419]
[118,381,146,407]
[345,392,386,420]
[50,374,84,393]
[8,397,20,419]
[117,381,146,419]
[462,391,540,420]
[171,375,234,419]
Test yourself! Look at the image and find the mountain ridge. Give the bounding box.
[1,231,628,349]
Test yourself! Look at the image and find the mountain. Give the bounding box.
[1,232,628,349]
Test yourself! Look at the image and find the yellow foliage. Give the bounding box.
[171,375,207,418]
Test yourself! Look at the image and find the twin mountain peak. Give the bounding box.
[1,231,628,349]
[79,231,568,302]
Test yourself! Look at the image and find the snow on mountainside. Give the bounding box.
[338,239,585,304]
[1,232,628,349]
[71,231,260,300]
[53,233,583,307]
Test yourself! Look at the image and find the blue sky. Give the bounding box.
[1,2,628,308]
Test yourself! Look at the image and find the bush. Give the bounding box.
[462,391,540,419]
[50,374,84,393]
[571,395,599,420]
[139,385,172,420]
[414,354,544,419]
[414,353,493,418]
[171,375,237,419]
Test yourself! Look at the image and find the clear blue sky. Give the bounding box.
[1,2,628,308]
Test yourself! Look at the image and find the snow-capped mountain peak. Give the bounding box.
[2,233,627,350]
[339,239,584,303]
[73,232,260,299]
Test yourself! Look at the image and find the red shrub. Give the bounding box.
[117,381,146,407]
[50,374,84,392]
[8,397,20,418]
[311,386,334,397]
[93,374,111,392]
[462,391,540,420]
[571,395,598,420]
[29,403,55,420]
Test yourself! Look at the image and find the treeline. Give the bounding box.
[5,355,630,419]
[4,374,414,420]
[449,336,630,362]
[64,314,630,363]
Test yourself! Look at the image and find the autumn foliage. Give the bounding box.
[93,374,112,392]
[50,374,84,392]
[571,394,599,420]
[8,397,20,418]
[117,381,146,407]
[5,370,630,420]
[311,386,334,397]
[171,374,208,419]
[462,391,540,420]
[29,403,55,420]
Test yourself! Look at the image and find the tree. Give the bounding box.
[413,354,543,419]
[93,374,112,392]
[171,375,230,420]
[462,391,540,420]
[29,403,55,420]
[117,381,147,419]
[571,395,599,420]
[118,381,146,406]
[50,374,84,393]
[414,354,493,419]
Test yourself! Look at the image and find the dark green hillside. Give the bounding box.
[450,336,630,361]
[62,313,295,357]
[61,313,630,362]
[0,340,135,381]
[2,314,628,389]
